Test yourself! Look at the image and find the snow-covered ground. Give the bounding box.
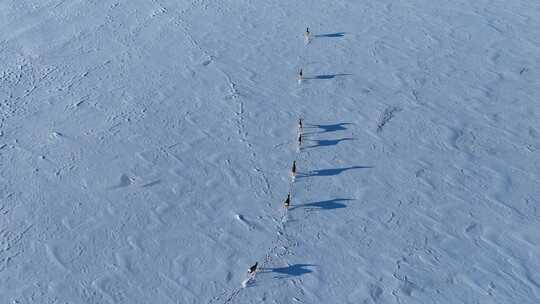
[1,0,540,303]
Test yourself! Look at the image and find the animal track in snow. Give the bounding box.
[376,106,402,133]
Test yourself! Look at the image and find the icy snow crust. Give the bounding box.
[1,0,540,303]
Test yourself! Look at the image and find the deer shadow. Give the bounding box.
[290,198,353,211]
[305,73,351,80]
[260,264,316,278]
[298,166,373,178]
[304,137,356,148]
[304,122,353,134]
[314,32,346,38]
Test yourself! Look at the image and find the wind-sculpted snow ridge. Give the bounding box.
[2,0,540,303]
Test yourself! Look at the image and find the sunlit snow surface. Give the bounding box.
[1,0,540,303]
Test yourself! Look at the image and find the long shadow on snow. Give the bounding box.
[304,73,351,80]
[290,198,353,211]
[303,122,353,134]
[304,137,356,149]
[298,166,373,178]
[314,32,346,38]
[260,264,316,278]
